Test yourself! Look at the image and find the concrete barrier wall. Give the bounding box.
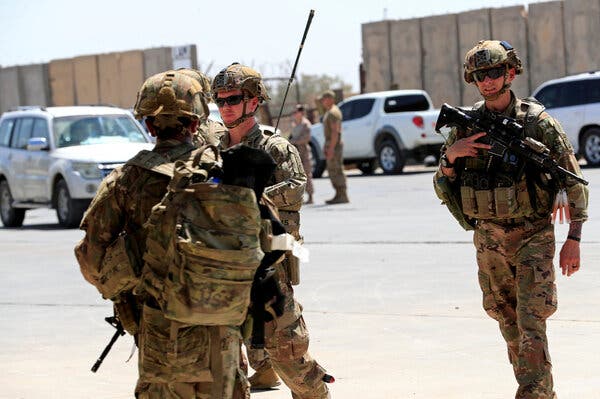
[144,47,173,78]
[490,6,529,98]
[0,45,192,113]
[118,51,145,109]
[362,21,392,92]
[48,59,75,106]
[0,67,21,112]
[73,55,100,105]
[421,14,461,107]
[458,9,492,105]
[97,53,121,107]
[528,1,566,91]
[361,0,600,107]
[389,19,422,90]
[563,0,600,75]
[18,64,49,107]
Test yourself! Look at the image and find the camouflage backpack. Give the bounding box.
[136,145,281,326]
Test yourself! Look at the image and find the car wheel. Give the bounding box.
[582,127,600,167]
[310,143,326,178]
[377,139,405,174]
[55,180,86,228]
[358,160,377,175]
[0,180,25,228]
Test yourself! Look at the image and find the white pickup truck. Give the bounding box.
[310,89,442,176]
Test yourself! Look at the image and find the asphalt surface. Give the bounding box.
[1,166,598,399]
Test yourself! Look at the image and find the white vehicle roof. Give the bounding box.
[341,89,429,101]
[532,70,600,94]
[2,105,132,118]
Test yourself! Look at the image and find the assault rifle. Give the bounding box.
[91,315,125,372]
[435,103,588,186]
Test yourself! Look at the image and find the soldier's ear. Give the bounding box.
[145,120,157,137]
[507,67,516,82]
[189,119,200,133]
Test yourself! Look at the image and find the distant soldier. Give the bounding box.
[75,70,249,399]
[320,90,349,204]
[290,104,314,204]
[433,40,589,399]
[213,62,331,398]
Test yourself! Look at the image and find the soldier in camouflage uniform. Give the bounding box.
[290,104,314,204]
[319,90,349,204]
[212,63,331,399]
[74,70,249,399]
[433,40,589,399]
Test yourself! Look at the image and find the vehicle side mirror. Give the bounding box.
[27,137,49,151]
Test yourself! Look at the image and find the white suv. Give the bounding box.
[0,106,153,228]
[532,71,600,166]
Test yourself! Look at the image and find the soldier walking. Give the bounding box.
[433,40,589,398]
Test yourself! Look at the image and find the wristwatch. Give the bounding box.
[440,153,454,168]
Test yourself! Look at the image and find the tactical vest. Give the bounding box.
[458,98,552,220]
[135,147,265,326]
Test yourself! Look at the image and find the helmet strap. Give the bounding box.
[222,94,258,129]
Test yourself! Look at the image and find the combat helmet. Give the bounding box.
[463,40,523,84]
[176,68,213,117]
[133,70,205,131]
[211,63,270,128]
[212,62,270,102]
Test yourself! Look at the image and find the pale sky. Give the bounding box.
[0,0,548,91]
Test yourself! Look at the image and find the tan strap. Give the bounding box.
[210,327,225,398]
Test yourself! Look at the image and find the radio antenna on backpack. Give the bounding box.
[273,9,315,133]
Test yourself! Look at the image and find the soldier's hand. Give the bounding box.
[446,132,492,163]
[559,239,581,276]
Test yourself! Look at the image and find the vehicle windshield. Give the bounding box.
[53,115,148,148]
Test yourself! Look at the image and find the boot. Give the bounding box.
[248,365,281,390]
[325,189,349,205]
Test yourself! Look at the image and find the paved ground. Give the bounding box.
[1,166,598,399]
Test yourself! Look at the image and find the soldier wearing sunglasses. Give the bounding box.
[434,40,588,399]
[212,63,331,399]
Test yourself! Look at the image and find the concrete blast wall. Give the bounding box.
[0,45,195,113]
[362,0,600,107]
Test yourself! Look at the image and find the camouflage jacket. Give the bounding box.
[74,139,199,289]
[434,92,588,222]
[220,123,307,214]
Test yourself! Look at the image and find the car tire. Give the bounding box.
[310,143,326,178]
[581,127,600,167]
[0,180,26,228]
[55,180,86,228]
[358,160,377,175]
[377,139,405,174]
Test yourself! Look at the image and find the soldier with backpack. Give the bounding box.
[212,62,331,399]
[74,70,255,399]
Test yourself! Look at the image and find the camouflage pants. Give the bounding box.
[326,142,346,190]
[135,305,249,399]
[474,218,557,399]
[245,261,330,399]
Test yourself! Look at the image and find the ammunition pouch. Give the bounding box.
[98,235,140,300]
[114,295,141,336]
[459,170,536,220]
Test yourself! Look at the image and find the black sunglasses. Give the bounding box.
[215,94,245,107]
[473,66,506,82]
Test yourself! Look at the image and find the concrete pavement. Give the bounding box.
[1,166,598,398]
